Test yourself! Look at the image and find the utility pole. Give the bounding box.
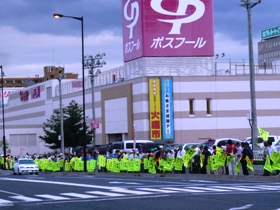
[240,0,261,152]
[57,67,65,155]
[84,53,106,147]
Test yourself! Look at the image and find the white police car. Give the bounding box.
[13,158,39,175]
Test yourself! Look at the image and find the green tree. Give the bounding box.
[39,100,92,150]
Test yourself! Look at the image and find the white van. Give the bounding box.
[107,140,153,153]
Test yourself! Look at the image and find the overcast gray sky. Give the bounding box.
[0,0,278,78]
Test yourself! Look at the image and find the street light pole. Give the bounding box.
[240,0,260,152]
[53,13,87,172]
[57,67,65,155]
[0,66,6,169]
[84,54,106,147]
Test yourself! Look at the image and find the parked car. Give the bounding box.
[107,140,153,153]
[275,140,280,152]
[13,158,39,175]
[88,144,108,155]
[107,140,173,153]
[171,143,200,150]
[200,138,243,153]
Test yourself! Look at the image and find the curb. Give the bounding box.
[1,170,279,182]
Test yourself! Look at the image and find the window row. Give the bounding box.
[189,98,212,116]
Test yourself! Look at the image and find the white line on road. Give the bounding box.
[0,199,13,207]
[211,186,258,192]
[35,194,69,200]
[163,187,205,193]
[60,193,98,199]
[188,180,218,183]
[86,191,125,197]
[109,181,141,185]
[9,195,42,202]
[228,204,253,210]
[186,186,231,192]
[136,188,179,193]
[0,190,21,196]
[111,187,153,195]
[0,178,112,190]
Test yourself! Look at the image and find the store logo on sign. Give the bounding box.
[150,0,205,34]
[124,0,139,39]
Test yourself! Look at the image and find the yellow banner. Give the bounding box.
[258,127,269,141]
[149,79,162,140]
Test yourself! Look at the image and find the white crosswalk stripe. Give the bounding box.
[60,193,98,199]
[111,188,153,195]
[186,186,231,192]
[244,185,280,191]
[9,195,42,202]
[163,187,205,193]
[2,184,280,205]
[211,186,258,192]
[0,199,13,206]
[35,194,70,200]
[136,188,179,193]
[86,191,126,197]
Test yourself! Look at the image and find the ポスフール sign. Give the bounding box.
[122,0,214,62]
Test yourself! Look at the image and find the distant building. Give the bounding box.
[258,25,280,69]
[1,66,79,88]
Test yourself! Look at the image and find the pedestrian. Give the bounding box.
[262,141,270,176]
[200,146,211,174]
[154,145,164,172]
[225,139,237,175]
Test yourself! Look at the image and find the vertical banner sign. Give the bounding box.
[149,79,162,140]
[133,124,137,149]
[161,78,174,140]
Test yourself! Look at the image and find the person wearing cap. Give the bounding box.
[128,149,138,160]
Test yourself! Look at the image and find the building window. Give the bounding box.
[189,98,194,115]
[9,134,37,147]
[46,87,52,100]
[206,98,211,115]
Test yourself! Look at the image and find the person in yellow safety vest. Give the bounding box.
[6,155,11,170]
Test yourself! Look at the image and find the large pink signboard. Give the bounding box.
[122,0,214,62]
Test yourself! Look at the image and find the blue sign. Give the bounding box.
[261,25,280,40]
[160,78,174,140]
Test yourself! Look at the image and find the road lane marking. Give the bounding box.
[60,193,98,199]
[164,187,205,193]
[111,188,153,195]
[136,188,179,193]
[35,194,69,200]
[109,181,140,185]
[0,199,13,206]
[187,186,231,192]
[188,180,218,183]
[229,204,253,210]
[86,191,125,197]
[0,190,21,196]
[245,185,280,191]
[9,195,42,202]
[211,186,258,192]
[0,178,112,190]
[36,195,169,205]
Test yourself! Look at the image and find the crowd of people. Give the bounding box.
[1,139,280,176]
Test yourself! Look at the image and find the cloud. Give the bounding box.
[214,32,260,63]
[0,26,123,77]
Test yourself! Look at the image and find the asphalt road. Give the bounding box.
[0,171,279,210]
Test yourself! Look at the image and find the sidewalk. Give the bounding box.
[1,169,279,182]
